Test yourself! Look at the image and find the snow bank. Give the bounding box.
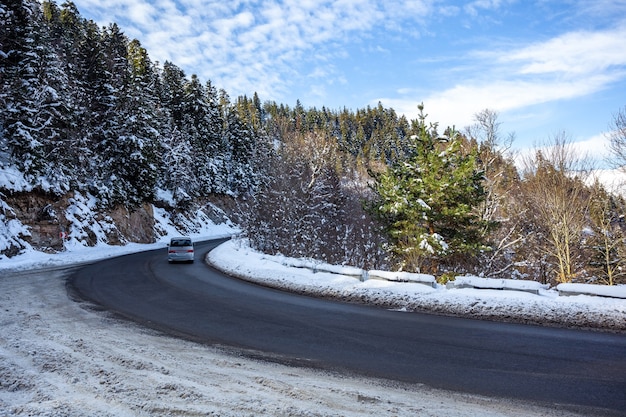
[64,191,117,248]
[208,239,626,332]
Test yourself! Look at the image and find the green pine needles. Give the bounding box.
[368,104,492,274]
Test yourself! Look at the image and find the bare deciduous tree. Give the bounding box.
[464,109,520,276]
[240,128,387,269]
[606,106,626,170]
[520,133,593,284]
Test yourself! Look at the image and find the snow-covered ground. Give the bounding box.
[208,239,626,332]
[2,268,592,417]
[1,224,625,416]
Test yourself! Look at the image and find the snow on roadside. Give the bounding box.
[207,239,626,332]
[557,282,626,298]
[2,223,625,333]
[0,203,237,273]
[0,255,596,416]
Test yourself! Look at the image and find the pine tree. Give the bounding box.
[224,100,256,194]
[587,183,626,285]
[97,39,159,205]
[183,74,222,195]
[159,126,195,205]
[368,104,489,273]
[159,61,186,126]
[1,0,45,176]
[1,0,73,191]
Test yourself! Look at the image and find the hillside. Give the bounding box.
[3,0,626,287]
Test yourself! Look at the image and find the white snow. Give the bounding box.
[0,198,32,256]
[0,165,33,193]
[207,239,626,331]
[449,275,549,292]
[557,282,626,299]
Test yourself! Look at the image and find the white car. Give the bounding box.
[167,237,194,263]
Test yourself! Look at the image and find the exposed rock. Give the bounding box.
[2,191,68,252]
[106,203,156,244]
[1,190,235,257]
[1,191,157,255]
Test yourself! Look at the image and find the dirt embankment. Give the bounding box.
[1,190,237,258]
[1,190,155,256]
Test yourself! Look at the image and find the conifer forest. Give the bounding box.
[2,0,626,286]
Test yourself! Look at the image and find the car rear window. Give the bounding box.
[171,239,192,247]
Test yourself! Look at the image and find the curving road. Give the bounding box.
[68,239,626,415]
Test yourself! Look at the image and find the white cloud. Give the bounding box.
[380,74,615,131]
[72,0,625,136]
[464,0,509,17]
[380,23,626,132]
[426,75,618,128]
[500,25,626,76]
[74,0,434,101]
[571,133,611,157]
[127,1,157,28]
[512,134,617,183]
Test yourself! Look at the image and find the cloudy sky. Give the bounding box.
[72,0,626,154]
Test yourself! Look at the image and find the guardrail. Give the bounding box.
[445,276,549,295]
[265,254,626,299]
[556,283,626,299]
[367,270,436,287]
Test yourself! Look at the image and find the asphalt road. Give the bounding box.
[68,239,626,415]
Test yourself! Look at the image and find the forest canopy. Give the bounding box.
[2,0,625,285]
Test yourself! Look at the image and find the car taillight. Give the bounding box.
[187,249,194,253]
[169,250,176,253]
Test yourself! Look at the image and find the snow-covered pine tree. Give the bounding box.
[368,104,489,274]
[224,101,256,194]
[98,39,159,206]
[158,125,195,206]
[182,74,223,196]
[91,22,131,197]
[51,10,112,192]
[1,0,69,188]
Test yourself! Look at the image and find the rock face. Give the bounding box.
[1,190,235,258]
[1,191,157,256]
[105,203,156,245]
[3,191,67,253]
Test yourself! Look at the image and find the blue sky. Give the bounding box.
[71,0,626,155]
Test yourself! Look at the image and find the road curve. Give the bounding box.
[68,239,626,415]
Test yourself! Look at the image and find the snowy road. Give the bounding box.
[5,266,612,416]
[66,239,626,415]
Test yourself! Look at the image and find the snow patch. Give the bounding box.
[0,197,31,259]
[208,239,626,331]
[0,164,32,193]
